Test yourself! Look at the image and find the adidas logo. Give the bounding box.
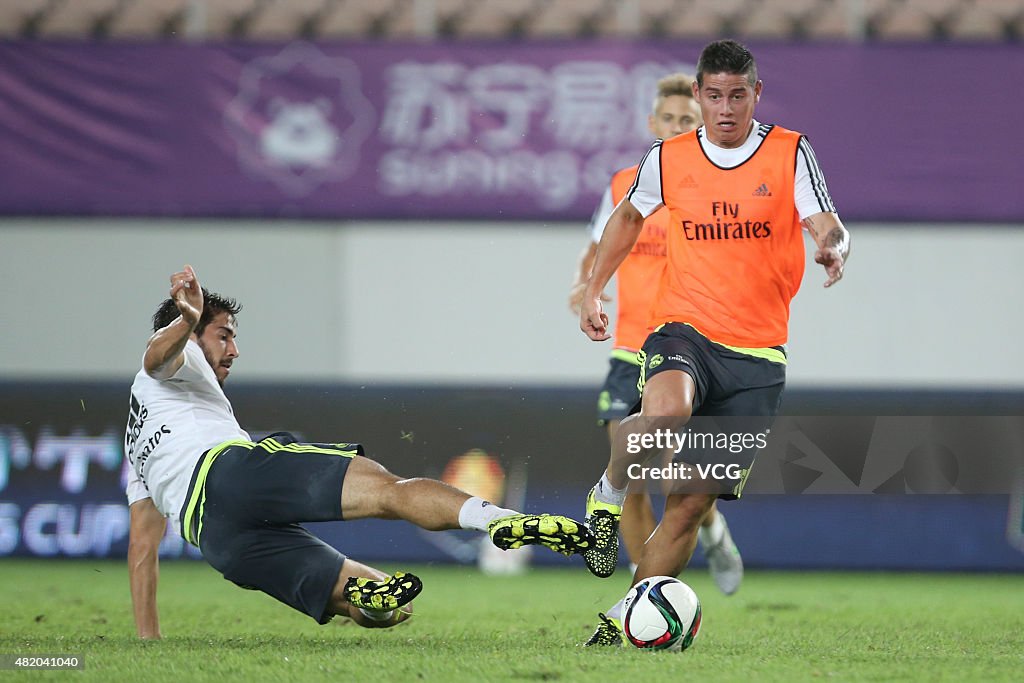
[753,183,772,197]
[680,174,698,188]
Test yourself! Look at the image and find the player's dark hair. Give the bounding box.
[151,289,242,335]
[696,40,757,87]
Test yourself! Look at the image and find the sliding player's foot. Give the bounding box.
[488,513,593,556]
[343,571,422,611]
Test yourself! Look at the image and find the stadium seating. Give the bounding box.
[0,0,46,37]
[318,0,418,39]
[0,0,1018,41]
[107,0,190,38]
[733,0,824,39]
[32,0,123,38]
[457,0,540,38]
[243,0,330,40]
[660,0,748,39]
[526,0,609,38]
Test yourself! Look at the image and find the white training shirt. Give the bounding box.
[587,186,616,244]
[124,339,250,527]
[619,120,836,224]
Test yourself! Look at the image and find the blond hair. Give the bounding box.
[652,73,696,115]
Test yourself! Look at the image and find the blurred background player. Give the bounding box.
[569,73,743,596]
[127,265,592,638]
[578,40,849,645]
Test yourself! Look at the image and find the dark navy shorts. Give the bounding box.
[636,323,787,499]
[597,356,643,424]
[181,432,360,624]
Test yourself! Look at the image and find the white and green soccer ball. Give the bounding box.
[621,575,702,652]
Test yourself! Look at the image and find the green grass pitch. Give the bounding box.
[1,559,1022,682]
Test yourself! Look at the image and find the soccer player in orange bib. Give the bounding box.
[570,73,744,599]
[579,40,850,646]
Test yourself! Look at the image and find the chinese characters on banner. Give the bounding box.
[375,59,691,210]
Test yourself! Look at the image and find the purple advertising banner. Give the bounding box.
[0,41,1020,222]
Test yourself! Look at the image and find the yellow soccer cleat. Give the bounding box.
[343,571,423,612]
[582,488,622,578]
[583,612,624,647]
[487,513,593,556]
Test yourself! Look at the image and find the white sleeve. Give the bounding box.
[125,462,151,507]
[794,136,837,220]
[169,340,211,383]
[626,141,665,219]
[587,186,615,243]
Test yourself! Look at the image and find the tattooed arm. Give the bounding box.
[802,211,850,288]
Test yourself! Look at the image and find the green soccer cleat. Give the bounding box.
[582,487,622,578]
[487,513,593,556]
[343,571,423,612]
[583,612,624,647]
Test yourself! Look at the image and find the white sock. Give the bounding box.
[698,510,725,547]
[359,608,395,621]
[606,597,626,621]
[593,472,627,507]
[458,497,518,532]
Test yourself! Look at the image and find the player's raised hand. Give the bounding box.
[814,247,845,288]
[169,265,203,325]
[580,296,611,341]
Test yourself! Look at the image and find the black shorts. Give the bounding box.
[637,323,787,498]
[597,355,642,424]
[180,432,360,624]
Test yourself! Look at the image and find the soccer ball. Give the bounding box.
[621,576,702,652]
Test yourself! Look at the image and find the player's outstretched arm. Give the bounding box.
[803,212,850,288]
[580,199,645,341]
[569,241,613,314]
[128,498,166,639]
[144,265,204,379]
[569,240,598,314]
[571,186,616,314]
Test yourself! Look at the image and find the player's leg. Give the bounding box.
[597,360,661,570]
[698,501,743,595]
[621,477,658,567]
[584,489,715,648]
[607,370,695,490]
[584,369,696,578]
[199,520,382,627]
[609,418,660,568]
[340,455,469,529]
[190,438,423,626]
[688,338,785,595]
[700,503,718,530]
[340,455,592,556]
[634,492,717,581]
[207,433,590,556]
[326,558,418,628]
[610,417,659,565]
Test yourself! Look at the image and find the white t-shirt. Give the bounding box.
[626,120,837,221]
[587,186,616,244]
[124,339,250,527]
